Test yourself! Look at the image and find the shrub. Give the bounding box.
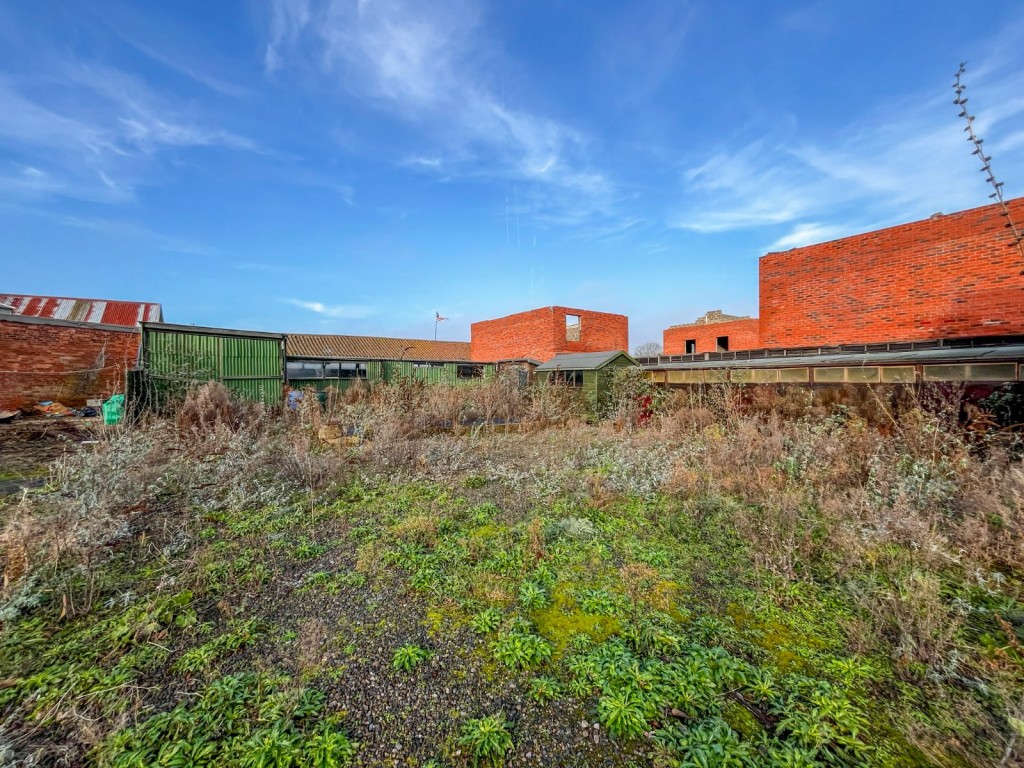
[392,644,432,672]
[470,607,503,635]
[597,688,648,739]
[459,713,513,766]
[492,630,552,669]
[528,676,562,703]
[518,581,550,610]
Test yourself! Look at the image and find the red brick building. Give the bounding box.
[664,197,1024,352]
[663,311,760,355]
[0,316,140,410]
[759,198,1024,348]
[470,306,629,363]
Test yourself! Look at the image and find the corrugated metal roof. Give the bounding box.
[287,334,472,362]
[536,350,635,371]
[642,344,1024,371]
[0,293,163,327]
[142,322,286,340]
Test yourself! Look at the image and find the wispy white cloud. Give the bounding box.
[767,222,849,251]
[0,198,216,254]
[265,0,312,74]
[285,298,376,319]
[263,0,619,223]
[0,54,261,205]
[669,47,1024,242]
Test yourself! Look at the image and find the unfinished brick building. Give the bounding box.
[470,306,629,363]
[664,197,1024,353]
[663,311,760,355]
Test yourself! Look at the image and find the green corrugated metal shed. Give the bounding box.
[138,322,286,407]
[536,350,637,413]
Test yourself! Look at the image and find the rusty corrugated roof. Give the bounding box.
[0,293,163,327]
[287,333,471,362]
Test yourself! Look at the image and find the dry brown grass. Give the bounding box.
[5,375,1023,681]
[391,514,439,548]
[175,381,266,444]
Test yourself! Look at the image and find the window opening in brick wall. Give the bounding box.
[716,336,729,352]
[685,339,696,354]
[565,314,581,342]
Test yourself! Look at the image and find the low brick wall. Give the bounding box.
[0,316,140,410]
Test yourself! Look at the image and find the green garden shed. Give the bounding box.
[535,350,637,414]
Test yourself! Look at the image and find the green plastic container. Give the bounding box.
[102,394,125,425]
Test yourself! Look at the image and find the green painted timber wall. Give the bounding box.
[289,361,495,392]
[141,325,286,406]
[591,355,636,413]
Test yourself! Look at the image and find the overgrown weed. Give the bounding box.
[3,380,1024,766]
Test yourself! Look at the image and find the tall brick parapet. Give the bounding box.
[759,198,1024,348]
[664,316,760,354]
[0,316,140,410]
[470,306,629,363]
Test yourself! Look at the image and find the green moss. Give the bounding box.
[424,604,469,638]
[727,603,826,673]
[532,587,622,655]
[721,700,764,741]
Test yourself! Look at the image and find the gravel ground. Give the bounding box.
[195,517,651,767]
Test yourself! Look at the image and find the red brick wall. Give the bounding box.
[760,198,1024,348]
[471,306,629,362]
[663,317,761,354]
[0,318,140,410]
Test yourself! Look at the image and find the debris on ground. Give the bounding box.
[33,401,73,417]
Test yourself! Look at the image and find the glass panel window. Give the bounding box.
[287,360,323,379]
[549,370,583,387]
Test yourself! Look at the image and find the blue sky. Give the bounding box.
[2,1,1023,347]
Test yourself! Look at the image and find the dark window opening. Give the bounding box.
[565,314,581,342]
[324,362,367,379]
[287,360,323,379]
[457,364,484,379]
[716,336,729,352]
[685,339,696,354]
[549,370,584,387]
